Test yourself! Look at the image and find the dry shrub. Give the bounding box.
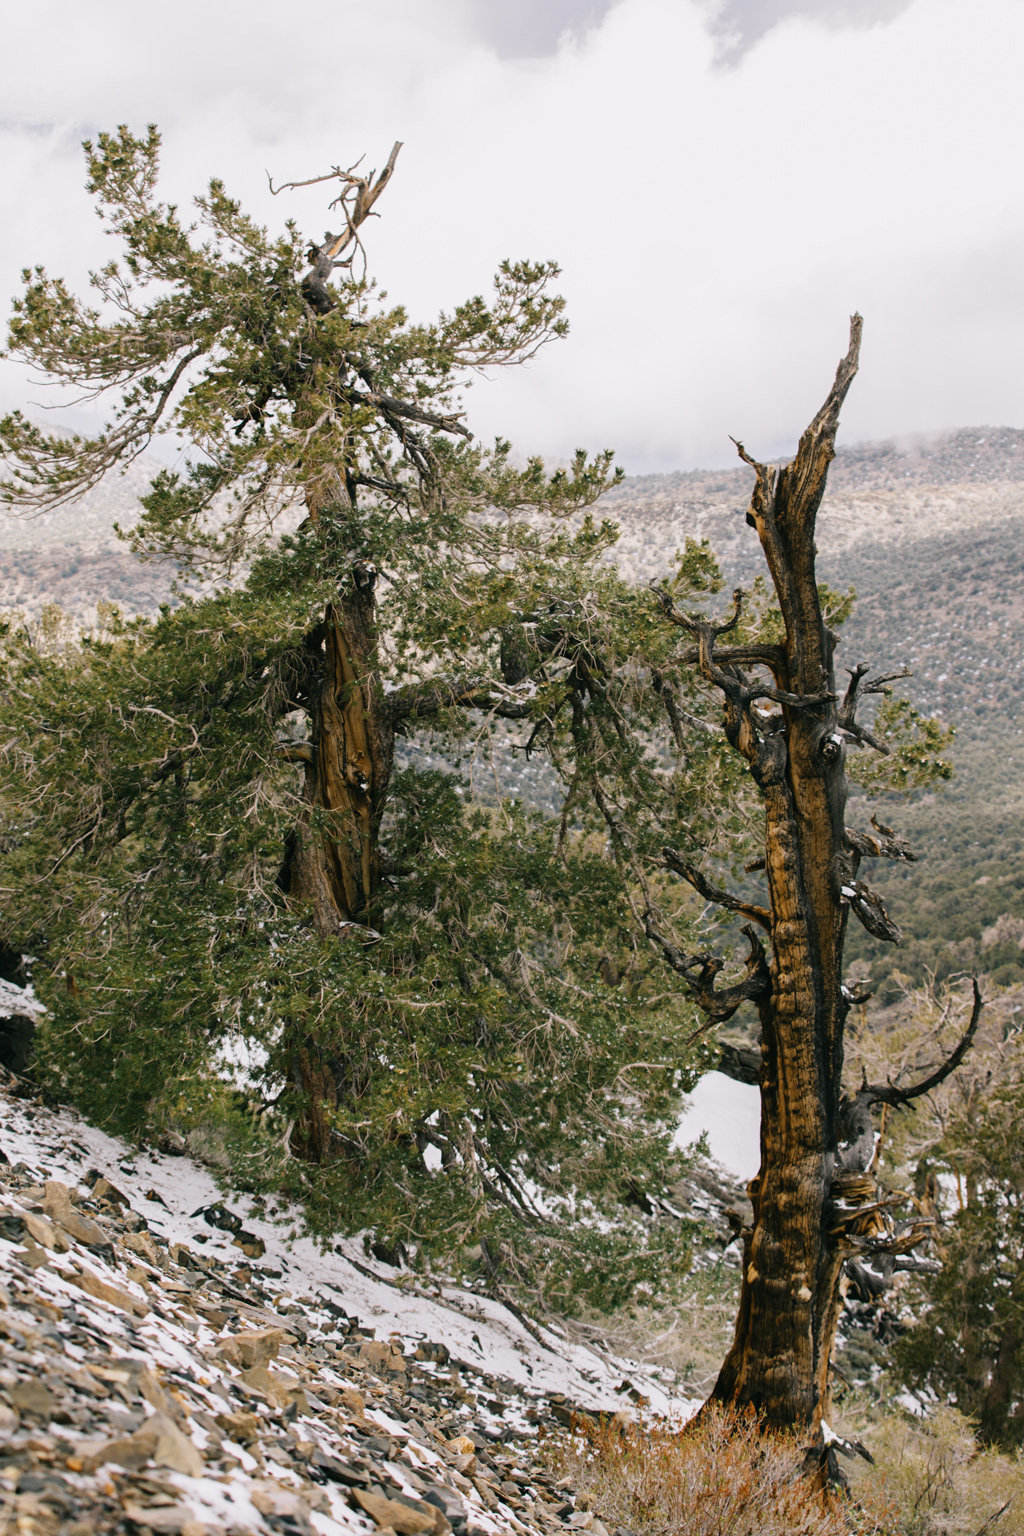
[543,1403,894,1536]
[562,1265,741,1399]
[847,1405,1024,1536]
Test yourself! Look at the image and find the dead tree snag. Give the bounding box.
[650,318,978,1449]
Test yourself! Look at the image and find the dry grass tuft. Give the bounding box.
[543,1403,895,1536]
[846,1404,1024,1536]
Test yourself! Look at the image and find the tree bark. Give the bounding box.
[687,319,976,1448]
[280,565,544,1162]
[658,319,885,1439]
[708,335,858,1433]
[287,578,393,939]
[282,569,394,1164]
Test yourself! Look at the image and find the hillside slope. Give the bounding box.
[4,426,1023,991]
[0,1075,693,1536]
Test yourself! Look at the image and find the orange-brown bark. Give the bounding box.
[686,318,973,1448]
[705,328,862,1438]
[282,571,394,1164]
[651,321,872,1444]
[288,580,394,937]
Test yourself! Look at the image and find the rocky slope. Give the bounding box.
[0,1074,699,1536]
[597,425,1024,589]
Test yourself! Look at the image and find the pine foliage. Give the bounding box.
[0,127,718,1303]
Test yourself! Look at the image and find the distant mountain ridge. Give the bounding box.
[3,425,1024,625]
[602,426,1024,590]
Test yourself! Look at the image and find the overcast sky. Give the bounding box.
[2,0,1021,472]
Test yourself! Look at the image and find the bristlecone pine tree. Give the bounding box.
[0,127,714,1298]
[642,322,980,1455]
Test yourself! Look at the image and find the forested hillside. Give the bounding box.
[7,424,1018,999]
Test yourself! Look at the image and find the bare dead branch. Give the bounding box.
[841,720,890,754]
[348,472,410,501]
[350,141,403,224]
[370,392,472,438]
[386,676,538,723]
[893,1255,942,1275]
[267,156,367,197]
[842,878,902,944]
[298,143,403,311]
[843,816,917,863]
[863,667,913,694]
[864,977,983,1109]
[650,582,745,640]
[838,662,869,719]
[835,661,913,755]
[843,1218,938,1258]
[746,680,836,709]
[662,847,771,931]
[775,314,863,533]
[644,917,770,1023]
[651,582,832,714]
[272,143,401,221]
[675,642,785,668]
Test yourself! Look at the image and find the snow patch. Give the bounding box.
[674,1071,760,1183]
[0,977,46,1018]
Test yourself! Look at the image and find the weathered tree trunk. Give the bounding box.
[287,576,394,939]
[279,558,538,1161]
[704,331,858,1436]
[283,567,396,1163]
[709,717,850,1432]
[651,318,979,1448]
[650,322,982,1446]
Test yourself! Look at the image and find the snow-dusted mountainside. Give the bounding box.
[0,1077,700,1536]
[593,425,1024,589]
[3,426,1023,625]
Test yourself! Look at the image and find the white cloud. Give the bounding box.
[705,0,914,61]
[466,0,616,57]
[1,0,1021,472]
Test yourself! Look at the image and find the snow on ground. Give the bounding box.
[675,1071,760,1184]
[0,978,45,1017]
[0,1088,699,1421]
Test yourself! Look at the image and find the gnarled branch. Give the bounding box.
[738,313,862,537]
[841,878,902,944]
[651,583,744,640]
[365,390,473,439]
[843,815,916,863]
[298,142,403,310]
[663,847,770,931]
[835,660,914,754]
[650,581,833,777]
[837,980,983,1173]
[644,918,770,1023]
[864,977,983,1110]
[387,676,539,723]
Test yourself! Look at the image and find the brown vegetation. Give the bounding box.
[544,1405,894,1536]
